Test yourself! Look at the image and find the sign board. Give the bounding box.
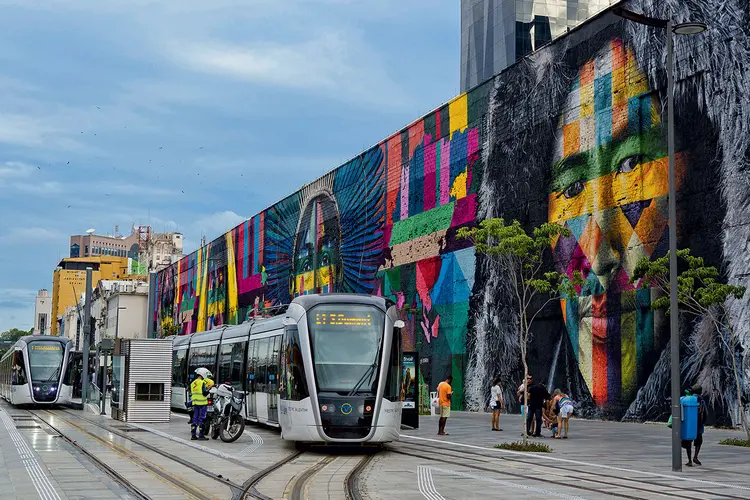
[401,352,419,429]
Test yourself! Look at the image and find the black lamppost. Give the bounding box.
[613,7,707,472]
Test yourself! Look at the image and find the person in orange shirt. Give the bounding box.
[437,375,453,436]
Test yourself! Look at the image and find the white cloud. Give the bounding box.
[192,210,247,241]
[1,226,65,243]
[0,161,34,179]
[166,31,409,109]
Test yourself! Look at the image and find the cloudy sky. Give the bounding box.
[0,1,459,331]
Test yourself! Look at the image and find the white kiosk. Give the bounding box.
[111,338,172,423]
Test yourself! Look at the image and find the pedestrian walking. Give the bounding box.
[683,385,708,466]
[490,376,503,431]
[437,375,453,436]
[525,376,550,438]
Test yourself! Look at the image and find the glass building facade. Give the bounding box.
[460,0,616,92]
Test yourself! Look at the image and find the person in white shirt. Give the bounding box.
[490,376,503,431]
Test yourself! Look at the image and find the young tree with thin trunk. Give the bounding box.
[630,249,748,440]
[458,219,580,444]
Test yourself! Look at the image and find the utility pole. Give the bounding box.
[81,267,93,405]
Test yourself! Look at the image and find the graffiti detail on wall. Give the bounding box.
[156,0,750,425]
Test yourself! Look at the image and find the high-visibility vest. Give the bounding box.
[190,378,208,406]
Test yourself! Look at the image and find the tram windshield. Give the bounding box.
[307,304,385,395]
[28,342,64,383]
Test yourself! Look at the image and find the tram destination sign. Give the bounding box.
[314,312,373,327]
[31,344,61,351]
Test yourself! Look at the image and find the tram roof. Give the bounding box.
[19,335,70,345]
[291,293,393,311]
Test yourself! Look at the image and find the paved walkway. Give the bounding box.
[0,400,748,500]
[384,411,750,499]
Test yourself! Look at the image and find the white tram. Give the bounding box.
[0,336,72,405]
[171,294,404,443]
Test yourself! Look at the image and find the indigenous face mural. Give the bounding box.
[549,39,684,410]
[155,0,750,426]
[290,191,342,296]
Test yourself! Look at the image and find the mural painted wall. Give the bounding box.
[155,0,750,424]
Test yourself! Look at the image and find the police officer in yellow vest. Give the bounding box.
[189,368,213,440]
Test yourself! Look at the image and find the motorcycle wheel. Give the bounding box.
[220,414,245,443]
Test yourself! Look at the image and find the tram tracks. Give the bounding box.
[30,408,243,500]
[239,449,378,500]
[387,440,750,500]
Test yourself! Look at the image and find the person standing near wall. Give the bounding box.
[490,375,503,431]
[437,375,453,436]
[526,377,550,438]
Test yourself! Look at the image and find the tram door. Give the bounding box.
[255,338,270,422]
[267,335,280,423]
[246,341,258,419]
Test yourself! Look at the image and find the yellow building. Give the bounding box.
[51,256,134,335]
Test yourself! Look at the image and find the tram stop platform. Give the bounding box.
[0,401,749,500]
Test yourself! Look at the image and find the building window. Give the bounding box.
[134,383,164,401]
[70,244,80,258]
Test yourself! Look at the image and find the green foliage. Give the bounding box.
[458,219,582,296]
[0,327,33,342]
[160,323,181,338]
[630,249,746,313]
[718,438,750,447]
[495,441,552,453]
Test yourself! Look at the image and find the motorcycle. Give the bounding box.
[203,382,246,442]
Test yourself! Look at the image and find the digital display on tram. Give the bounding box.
[314,312,373,327]
[31,344,61,351]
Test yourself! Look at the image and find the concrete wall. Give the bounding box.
[107,294,148,340]
[154,0,750,425]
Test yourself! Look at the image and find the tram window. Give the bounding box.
[218,344,233,385]
[12,351,26,385]
[188,345,218,382]
[282,326,309,401]
[383,327,402,401]
[219,342,246,390]
[256,338,270,394]
[268,336,280,391]
[247,340,257,394]
[172,349,188,387]
[28,342,63,383]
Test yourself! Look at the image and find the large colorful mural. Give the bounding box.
[155,0,750,425]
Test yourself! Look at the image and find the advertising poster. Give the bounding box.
[401,353,417,409]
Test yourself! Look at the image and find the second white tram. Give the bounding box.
[171,294,403,443]
[0,336,73,405]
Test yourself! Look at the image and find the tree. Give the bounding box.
[0,327,33,342]
[458,219,580,443]
[159,322,181,338]
[630,249,748,440]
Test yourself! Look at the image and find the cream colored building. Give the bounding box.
[33,289,52,335]
[144,232,183,272]
[104,281,149,340]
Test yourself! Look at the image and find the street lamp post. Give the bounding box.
[100,303,126,415]
[613,7,706,472]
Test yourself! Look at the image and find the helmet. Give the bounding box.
[195,367,212,379]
